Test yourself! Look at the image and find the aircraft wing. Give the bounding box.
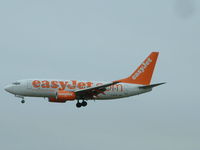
[75,81,120,99]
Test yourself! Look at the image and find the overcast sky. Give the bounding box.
[0,0,200,150]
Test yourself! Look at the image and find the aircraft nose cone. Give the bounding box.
[4,85,13,93]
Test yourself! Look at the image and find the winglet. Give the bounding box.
[117,52,159,85]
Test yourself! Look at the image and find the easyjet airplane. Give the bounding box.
[4,52,165,108]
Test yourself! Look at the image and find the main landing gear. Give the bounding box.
[76,100,87,108]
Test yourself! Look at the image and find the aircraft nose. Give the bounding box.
[4,85,13,93]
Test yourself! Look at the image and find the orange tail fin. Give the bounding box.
[117,52,159,85]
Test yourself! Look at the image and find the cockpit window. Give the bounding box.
[12,82,21,85]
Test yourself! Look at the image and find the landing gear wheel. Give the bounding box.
[21,100,25,104]
[76,102,82,108]
[81,101,87,107]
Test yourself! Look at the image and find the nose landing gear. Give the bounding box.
[21,98,25,104]
[15,95,25,104]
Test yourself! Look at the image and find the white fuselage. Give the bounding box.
[5,79,152,100]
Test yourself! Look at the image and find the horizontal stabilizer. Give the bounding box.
[139,82,166,89]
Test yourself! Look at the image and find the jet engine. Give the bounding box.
[48,91,76,103]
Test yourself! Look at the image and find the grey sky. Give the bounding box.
[0,0,200,150]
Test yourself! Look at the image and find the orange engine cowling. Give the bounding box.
[57,91,76,100]
[48,91,76,103]
[49,97,66,103]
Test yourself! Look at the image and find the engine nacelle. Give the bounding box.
[57,91,76,100]
[48,97,66,103]
[48,91,76,103]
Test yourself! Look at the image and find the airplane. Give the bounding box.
[4,52,165,108]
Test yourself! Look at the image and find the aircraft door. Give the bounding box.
[27,80,32,89]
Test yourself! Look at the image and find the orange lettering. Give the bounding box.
[116,84,123,92]
[41,80,50,88]
[51,81,59,88]
[67,80,77,89]
[78,82,86,89]
[59,81,68,90]
[111,85,114,91]
[86,82,93,87]
[96,83,103,86]
[32,80,41,88]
